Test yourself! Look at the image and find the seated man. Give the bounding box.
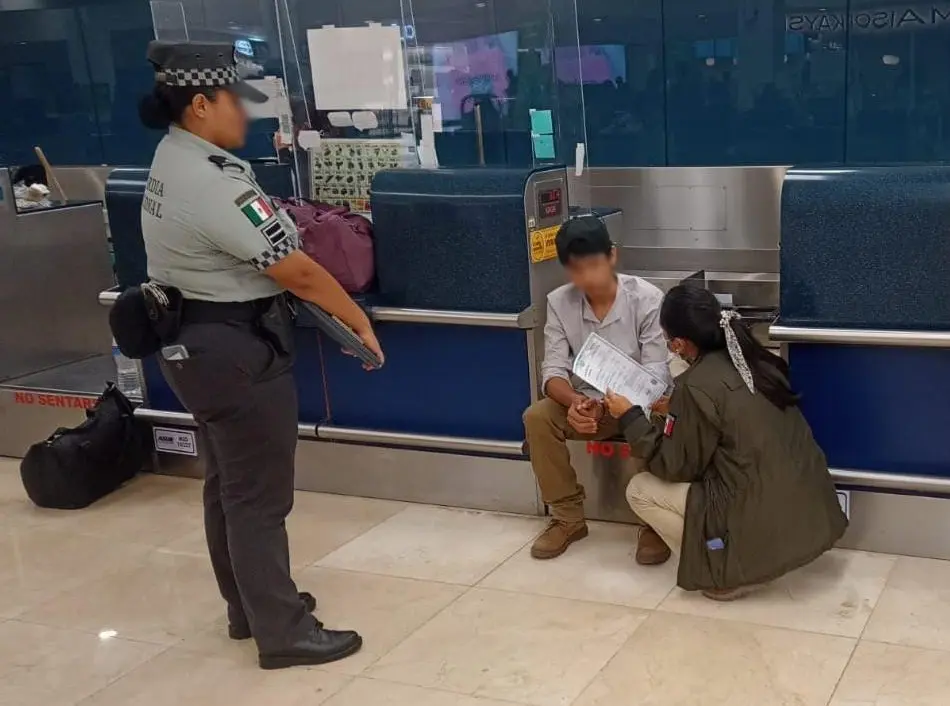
[523,216,671,563]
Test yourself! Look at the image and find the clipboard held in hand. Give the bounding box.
[297,300,383,369]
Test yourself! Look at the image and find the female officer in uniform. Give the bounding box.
[603,285,846,601]
[138,41,383,669]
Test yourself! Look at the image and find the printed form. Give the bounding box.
[572,333,667,413]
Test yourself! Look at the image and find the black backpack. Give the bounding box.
[20,384,150,509]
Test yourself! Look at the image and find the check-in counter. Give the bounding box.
[771,166,950,559]
[0,167,115,457]
[104,164,582,514]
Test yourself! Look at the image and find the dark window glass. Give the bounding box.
[665,0,847,166]
[846,0,950,163]
[571,0,665,166]
[0,8,101,166]
[77,2,161,165]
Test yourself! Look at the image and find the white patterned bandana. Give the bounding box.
[720,310,755,394]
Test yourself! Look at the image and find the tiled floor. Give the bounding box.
[3,462,950,705]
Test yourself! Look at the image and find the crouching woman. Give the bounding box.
[604,285,847,601]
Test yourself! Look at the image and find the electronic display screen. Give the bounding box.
[538,187,563,219]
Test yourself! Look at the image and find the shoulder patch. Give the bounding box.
[663,414,677,437]
[208,155,246,173]
[234,189,258,207]
[238,194,276,228]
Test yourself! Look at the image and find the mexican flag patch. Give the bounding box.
[663,414,677,437]
[240,196,274,226]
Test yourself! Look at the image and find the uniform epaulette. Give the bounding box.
[208,155,246,173]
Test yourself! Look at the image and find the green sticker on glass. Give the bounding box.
[532,133,555,160]
[529,109,553,135]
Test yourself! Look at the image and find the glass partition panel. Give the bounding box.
[150,0,309,195]
[277,0,418,210]
[399,0,587,172]
[150,2,588,206]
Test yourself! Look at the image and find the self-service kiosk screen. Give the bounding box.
[538,186,563,219]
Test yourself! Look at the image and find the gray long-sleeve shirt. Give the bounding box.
[541,273,670,398]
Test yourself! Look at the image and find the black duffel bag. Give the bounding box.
[20,383,150,509]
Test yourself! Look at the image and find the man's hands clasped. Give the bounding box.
[566,396,605,435]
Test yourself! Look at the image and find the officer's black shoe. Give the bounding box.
[228,592,318,641]
[258,625,363,670]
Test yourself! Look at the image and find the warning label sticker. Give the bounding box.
[529,225,560,264]
[153,427,198,457]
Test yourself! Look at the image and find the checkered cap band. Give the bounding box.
[158,66,239,88]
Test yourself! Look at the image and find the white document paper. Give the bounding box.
[327,111,353,127]
[572,333,667,413]
[244,77,293,145]
[308,24,407,110]
[297,130,322,150]
[351,111,379,131]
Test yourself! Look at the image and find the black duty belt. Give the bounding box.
[181,297,277,324]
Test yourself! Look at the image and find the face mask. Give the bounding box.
[669,352,691,377]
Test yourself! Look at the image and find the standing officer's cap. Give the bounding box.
[146,40,267,103]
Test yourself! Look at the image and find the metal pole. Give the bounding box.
[474,103,486,166]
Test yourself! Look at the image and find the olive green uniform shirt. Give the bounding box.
[621,350,847,591]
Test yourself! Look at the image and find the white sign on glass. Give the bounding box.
[307,24,407,111]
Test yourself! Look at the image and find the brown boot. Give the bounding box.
[530,520,589,559]
[635,526,671,565]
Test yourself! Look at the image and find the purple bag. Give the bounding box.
[274,198,375,293]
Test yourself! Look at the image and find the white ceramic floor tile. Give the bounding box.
[41,474,205,548]
[79,646,351,706]
[480,520,676,609]
[0,526,151,618]
[0,460,89,531]
[574,611,855,706]
[863,556,950,652]
[0,620,163,706]
[324,678,521,706]
[830,641,950,705]
[318,506,544,585]
[367,587,646,706]
[659,548,896,637]
[18,551,223,645]
[160,491,406,569]
[180,567,464,675]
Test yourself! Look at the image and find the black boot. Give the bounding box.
[229,592,317,641]
[258,624,362,670]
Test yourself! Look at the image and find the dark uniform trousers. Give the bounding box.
[160,317,314,651]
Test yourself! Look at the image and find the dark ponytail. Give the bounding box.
[660,285,800,410]
[138,84,217,130]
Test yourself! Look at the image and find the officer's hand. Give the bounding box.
[651,396,671,418]
[356,327,385,371]
[604,389,634,418]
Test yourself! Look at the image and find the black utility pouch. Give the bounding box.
[110,284,183,359]
[258,296,295,357]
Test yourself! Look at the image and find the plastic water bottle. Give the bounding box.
[112,338,142,399]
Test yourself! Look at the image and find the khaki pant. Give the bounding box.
[523,398,622,522]
[626,472,690,554]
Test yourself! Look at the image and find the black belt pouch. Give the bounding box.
[258,296,295,357]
